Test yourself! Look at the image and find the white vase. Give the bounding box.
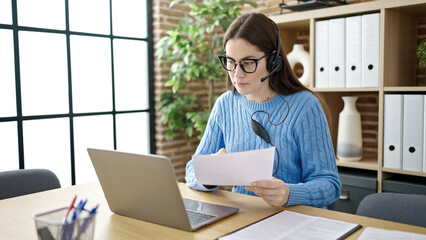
[286,44,310,86]
[336,96,363,161]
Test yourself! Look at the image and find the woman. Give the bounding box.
[185,13,340,208]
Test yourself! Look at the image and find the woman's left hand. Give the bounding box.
[244,177,290,207]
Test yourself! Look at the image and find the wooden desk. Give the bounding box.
[0,182,425,239]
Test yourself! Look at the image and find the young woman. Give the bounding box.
[185,13,340,208]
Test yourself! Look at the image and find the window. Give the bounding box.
[0,0,154,186]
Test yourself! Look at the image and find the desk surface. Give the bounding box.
[0,182,425,239]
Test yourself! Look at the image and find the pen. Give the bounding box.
[88,205,99,215]
[72,200,84,222]
[80,199,88,211]
[64,195,77,223]
[76,205,99,240]
[63,199,82,240]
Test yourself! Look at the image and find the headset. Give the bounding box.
[251,19,289,176]
[260,19,283,82]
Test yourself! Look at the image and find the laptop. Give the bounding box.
[87,148,239,231]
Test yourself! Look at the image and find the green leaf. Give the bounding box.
[165,79,175,87]
[189,3,200,10]
[170,0,184,8]
[172,80,182,93]
[185,126,194,137]
[167,29,178,37]
[206,24,215,33]
[170,61,183,72]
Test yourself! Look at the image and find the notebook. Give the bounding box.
[87,148,239,231]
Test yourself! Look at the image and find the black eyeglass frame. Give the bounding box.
[218,54,269,73]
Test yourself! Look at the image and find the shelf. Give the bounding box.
[382,168,426,177]
[336,156,378,171]
[313,87,379,92]
[279,0,347,12]
[384,86,426,92]
[271,0,426,25]
[273,0,426,194]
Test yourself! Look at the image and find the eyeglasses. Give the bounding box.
[218,54,268,73]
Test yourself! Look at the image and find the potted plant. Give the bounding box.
[156,0,257,139]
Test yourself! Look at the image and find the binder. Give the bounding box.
[345,16,362,88]
[424,96,426,172]
[383,94,403,169]
[315,20,329,88]
[328,18,345,88]
[361,13,380,87]
[402,95,424,171]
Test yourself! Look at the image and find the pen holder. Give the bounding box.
[34,207,96,240]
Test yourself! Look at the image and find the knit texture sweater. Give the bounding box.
[185,90,341,208]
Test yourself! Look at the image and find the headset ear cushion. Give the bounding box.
[267,55,283,73]
[267,55,276,72]
[274,56,283,72]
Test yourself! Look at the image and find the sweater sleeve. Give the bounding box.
[185,96,225,192]
[286,100,341,208]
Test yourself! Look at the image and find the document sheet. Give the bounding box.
[219,210,361,240]
[358,227,426,240]
[193,147,275,186]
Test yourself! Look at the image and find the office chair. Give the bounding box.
[327,201,336,210]
[356,192,426,227]
[0,169,61,200]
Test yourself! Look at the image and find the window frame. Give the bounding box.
[0,0,155,185]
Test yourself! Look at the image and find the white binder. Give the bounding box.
[329,18,345,88]
[361,13,380,87]
[424,96,426,172]
[403,95,424,172]
[315,20,329,88]
[345,16,362,88]
[383,95,403,169]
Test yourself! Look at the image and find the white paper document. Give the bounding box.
[219,210,361,240]
[193,147,275,186]
[358,227,426,240]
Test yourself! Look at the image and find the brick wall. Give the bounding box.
[153,0,421,181]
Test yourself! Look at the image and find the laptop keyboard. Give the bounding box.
[186,210,216,226]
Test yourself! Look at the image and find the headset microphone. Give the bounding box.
[260,66,280,82]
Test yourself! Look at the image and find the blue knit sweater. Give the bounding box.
[185,90,341,208]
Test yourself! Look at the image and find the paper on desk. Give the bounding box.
[358,227,426,240]
[193,147,275,186]
[219,210,362,240]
